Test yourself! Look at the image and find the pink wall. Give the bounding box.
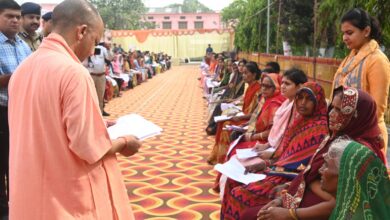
[40,3,57,14]
[143,13,222,30]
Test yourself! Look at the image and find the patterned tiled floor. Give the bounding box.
[105,65,220,219]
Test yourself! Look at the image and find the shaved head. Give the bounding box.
[52,0,101,30]
[51,0,104,61]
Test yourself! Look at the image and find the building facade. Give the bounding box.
[143,11,222,30]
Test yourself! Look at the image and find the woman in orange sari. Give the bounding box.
[207,61,261,165]
[226,73,286,154]
[213,73,286,192]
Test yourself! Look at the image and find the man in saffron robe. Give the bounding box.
[8,0,141,219]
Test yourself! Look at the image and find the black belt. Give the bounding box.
[90,72,105,76]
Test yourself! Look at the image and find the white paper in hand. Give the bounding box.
[221,103,239,111]
[107,114,162,140]
[214,157,266,185]
[214,115,232,123]
[236,148,259,159]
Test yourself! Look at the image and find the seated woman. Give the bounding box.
[207,61,262,165]
[215,69,308,193]
[257,139,390,219]
[222,60,246,100]
[321,140,390,219]
[251,68,307,156]
[206,60,247,135]
[250,87,386,220]
[224,73,286,154]
[207,59,231,117]
[214,72,296,193]
[212,59,233,94]
[221,82,328,220]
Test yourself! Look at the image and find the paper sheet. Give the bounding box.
[221,103,239,111]
[223,125,247,132]
[226,134,243,155]
[237,147,276,159]
[264,148,276,153]
[214,157,266,185]
[214,115,232,123]
[107,114,163,140]
[206,78,220,88]
[236,148,259,159]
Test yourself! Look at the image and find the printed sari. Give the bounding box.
[208,81,261,164]
[226,74,286,156]
[241,87,387,219]
[220,82,328,220]
[330,141,390,220]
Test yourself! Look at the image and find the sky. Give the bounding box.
[15,0,234,11]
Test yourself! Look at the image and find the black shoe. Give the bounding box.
[102,111,110,116]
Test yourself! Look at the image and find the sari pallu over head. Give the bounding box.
[330,141,390,220]
[249,73,286,133]
[284,86,387,209]
[270,82,328,179]
[242,81,261,114]
[332,86,385,163]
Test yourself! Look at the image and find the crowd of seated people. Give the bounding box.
[107,45,171,99]
[200,56,390,219]
[84,42,171,116]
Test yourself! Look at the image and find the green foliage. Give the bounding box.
[318,0,390,57]
[166,0,213,13]
[226,0,272,52]
[89,0,146,30]
[227,0,390,57]
[225,0,314,54]
[221,0,246,23]
[280,0,314,48]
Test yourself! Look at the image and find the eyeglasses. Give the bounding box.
[261,84,275,89]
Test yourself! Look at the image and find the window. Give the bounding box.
[196,16,202,19]
[180,16,186,19]
[147,16,154,20]
[162,21,172,29]
[194,21,203,29]
[164,16,170,20]
[178,21,187,29]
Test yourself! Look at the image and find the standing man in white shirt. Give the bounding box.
[85,42,111,116]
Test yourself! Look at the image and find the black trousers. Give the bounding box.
[0,106,9,216]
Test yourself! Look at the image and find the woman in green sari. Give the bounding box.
[320,140,390,220]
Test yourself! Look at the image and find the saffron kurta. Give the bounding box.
[8,33,134,220]
[332,39,390,153]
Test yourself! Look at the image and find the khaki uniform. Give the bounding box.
[18,29,42,52]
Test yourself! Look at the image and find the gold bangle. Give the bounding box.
[259,132,264,140]
[289,208,299,220]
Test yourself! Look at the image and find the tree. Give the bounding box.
[280,0,314,55]
[318,0,390,57]
[226,0,314,55]
[90,0,146,30]
[221,0,246,29]
[166,0,213,13]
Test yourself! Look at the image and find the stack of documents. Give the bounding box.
[214,112,244,123]
[221,103,241,111]
[206,78,220,88]
[107,114,163,140]
[214,157,266,185]
[223,125,248,132]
